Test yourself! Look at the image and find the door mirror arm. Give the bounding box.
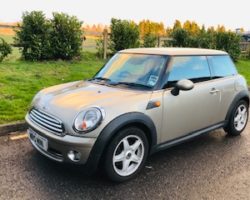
[171,87,180,96]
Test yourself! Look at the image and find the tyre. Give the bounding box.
[225,100,249,136]
[104,127,149,182]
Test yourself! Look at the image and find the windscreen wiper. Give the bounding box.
[110,81,152,89]
[88,77,111,82]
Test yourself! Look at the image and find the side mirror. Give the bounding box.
[171,79,194,96]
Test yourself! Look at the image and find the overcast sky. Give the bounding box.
[0,0,249,30]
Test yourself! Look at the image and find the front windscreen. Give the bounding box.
[95,53,168,88]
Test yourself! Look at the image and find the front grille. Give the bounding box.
[29,108,64,135]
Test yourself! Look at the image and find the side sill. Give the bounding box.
[151,121,226,154]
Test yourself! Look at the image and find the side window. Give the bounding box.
[167,56,211,86]
[208,55,238,78]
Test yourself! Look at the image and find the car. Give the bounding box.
[26,48,249,182]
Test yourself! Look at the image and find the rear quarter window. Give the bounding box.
[208,55,238,78]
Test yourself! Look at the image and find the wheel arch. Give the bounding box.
[225,90,249,123]
[85,112,157,171]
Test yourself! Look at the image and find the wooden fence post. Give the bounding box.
[157,36,161,47]
[103,29,108,59]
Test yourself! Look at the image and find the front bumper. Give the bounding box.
[25,114,96,164]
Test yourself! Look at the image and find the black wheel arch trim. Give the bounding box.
[85,112,157,172]
[225,90,249,123]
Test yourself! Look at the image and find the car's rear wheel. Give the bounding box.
[104,127,148,182]
[225,100,249,136]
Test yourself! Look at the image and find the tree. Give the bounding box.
[207,26,215,33]
[139,20,165,39]
[173,20,182,30]
[109,18,140,52]
[169,28,190,47]
[142,33,157,47]
[215,31,241,61]
[196,28,215,49]
[216,25,226,32]
[50,13,83,60]
[14,11,51,61]
[163,19,241,60]
[14,11,83,61]
[0,38,12,62]
[183,20,200,35]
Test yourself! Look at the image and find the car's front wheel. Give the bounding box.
[225,100,249,136]
[104,127,149,182]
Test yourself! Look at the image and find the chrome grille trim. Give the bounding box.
[30,112,62,128]
[29,108,64,135]
[32,109,60,124]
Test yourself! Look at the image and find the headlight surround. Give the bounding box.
[73,107,104,133]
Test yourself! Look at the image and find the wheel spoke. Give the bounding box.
[237,107,241,114]
[235,114,241,122]
[123,139,130,151]
[114,151,125,163]
[122,159,131,172]
[131,154,141,163]
[241,114,245,121]
[131,140,141,151]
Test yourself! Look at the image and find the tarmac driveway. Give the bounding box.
[1,122,250,200]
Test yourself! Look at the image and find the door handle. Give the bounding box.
[210,88,220,94]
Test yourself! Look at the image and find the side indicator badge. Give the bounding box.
[146,101,161,110]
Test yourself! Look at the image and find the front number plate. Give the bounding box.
[28,129,48,151]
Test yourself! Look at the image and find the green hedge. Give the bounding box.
[109,18,140,53]
[14,11,83,61]
[0,38,12,62]
[164,27,241,61]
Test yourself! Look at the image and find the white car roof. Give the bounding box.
[120,48,227,56]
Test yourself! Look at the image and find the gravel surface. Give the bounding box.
[1,123,250,200]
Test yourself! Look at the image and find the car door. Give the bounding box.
[207,55,239,122]
[160,55,222,143]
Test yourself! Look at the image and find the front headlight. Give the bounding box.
[73,107,104,133]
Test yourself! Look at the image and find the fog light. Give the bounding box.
[67,150,81,162]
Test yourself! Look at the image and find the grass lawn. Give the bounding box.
[0,52,105,124]
[236,59,250,86]
[0,34,15,43]
[83,37,98,53]
[0,34,250,124]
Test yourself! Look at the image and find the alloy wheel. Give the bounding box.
[112,135,145,177]
[234,104,248,131]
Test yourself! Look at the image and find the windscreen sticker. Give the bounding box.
[147,75,158,86]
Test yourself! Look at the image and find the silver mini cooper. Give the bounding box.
[26,48,249,182]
